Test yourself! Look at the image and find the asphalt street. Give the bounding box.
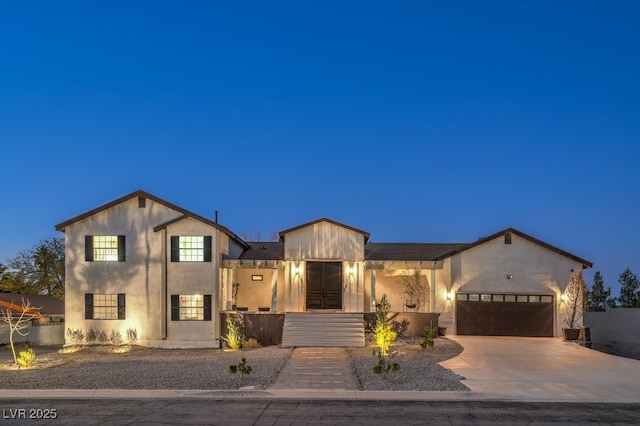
[0,399,639,425]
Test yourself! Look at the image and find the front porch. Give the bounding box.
[220,311,441,348]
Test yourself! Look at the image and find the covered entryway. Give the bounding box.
[456,293,554,337]
[306,261,342,310]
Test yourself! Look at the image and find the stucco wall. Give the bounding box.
[164,217,221,346]
[448,233,585,336]
[585,309,640,359]
[0,323,64,346]
[234,268,276,311]
[63,196,182,345]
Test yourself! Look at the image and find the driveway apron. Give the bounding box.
[267,347,359,391]
[440,335,640,402]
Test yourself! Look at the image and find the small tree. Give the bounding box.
[587,271,615,311]
[372,294,399,376]
[0,298,42,365]
[398,268,427,309]
[563,272,588,329]
[618,268,640,308]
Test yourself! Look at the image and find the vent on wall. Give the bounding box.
[504,233,512,244]
[138,197,146,208]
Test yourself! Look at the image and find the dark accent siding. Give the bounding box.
[117,293,126,320]
[170,236,179,262]
[204,295,212,321]
[204,236,212,262]
[85,236,93,261]
[85,293,94,319]
[170,295,179,321]
[118,235,126,261]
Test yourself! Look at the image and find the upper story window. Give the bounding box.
[171,236,212,262]
[85,235,126,262]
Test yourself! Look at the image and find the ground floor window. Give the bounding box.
[85,293,125,320]
[171,294,212,321]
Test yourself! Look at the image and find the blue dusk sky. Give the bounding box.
[1,1,638,294]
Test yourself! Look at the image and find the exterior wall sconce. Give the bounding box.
[293,265,300,275]
[446,292,453,301]
[348,266,355,276]
[505,274,513,280]
[561,293,568,302]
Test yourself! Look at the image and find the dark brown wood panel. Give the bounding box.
[306,261,342,310]
[457,296,553,337]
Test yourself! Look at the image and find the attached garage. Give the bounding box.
[456,293,554,337]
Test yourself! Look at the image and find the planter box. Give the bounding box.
[563,328,580,340]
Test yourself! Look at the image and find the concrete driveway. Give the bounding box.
[440,335,640,402]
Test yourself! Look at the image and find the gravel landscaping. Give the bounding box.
[0,337,468,391]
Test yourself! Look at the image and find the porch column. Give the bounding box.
[270,268,278,312]
[370,269,376,312]
[430,269,436,313]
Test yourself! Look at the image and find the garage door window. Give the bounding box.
[541,296,552,303]
[481,294,491,302]
[517,295,528,302]
[493,295,504,302]
[457,294,467,301]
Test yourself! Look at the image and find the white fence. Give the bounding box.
[584,309,640,360]
[0,323,65,346]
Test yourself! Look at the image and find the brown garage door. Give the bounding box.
[456,293,554,337]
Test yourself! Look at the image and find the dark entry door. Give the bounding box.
[306,261,342,310]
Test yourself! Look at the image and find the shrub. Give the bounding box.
[420,325,438,350]
[66,328,85,344]
[126,327,138,344]
[86,327,98,343]
[391,319,410,337]
[17,348,36,368]
[97,329,109,343]
[110,330,123,346]
[229,357,252,378]
[222,314,243,350]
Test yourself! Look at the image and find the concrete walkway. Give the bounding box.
[267,347,360,391]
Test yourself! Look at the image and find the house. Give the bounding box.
[55,190,592,348]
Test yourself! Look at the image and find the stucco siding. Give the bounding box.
[448,233,585,336]
[164,217,220,345]
[64,197,182,345]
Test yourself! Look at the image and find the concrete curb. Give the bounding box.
[1,389,640,403]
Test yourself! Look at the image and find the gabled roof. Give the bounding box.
[433,227,593,267]
[55,190,249,249]
[365,243,469,261]
[278,218,371,242]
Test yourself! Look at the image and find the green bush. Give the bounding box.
[222,314,242,350]
[126,327,138,344]
[17,348,36,368]
[420,325,438,350]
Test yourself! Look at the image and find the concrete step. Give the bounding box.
[282,312,365,348]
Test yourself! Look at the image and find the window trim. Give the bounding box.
[85,235,126,262]
[170,236,212,262]
[85,293,125,320]
[170,294,212,321]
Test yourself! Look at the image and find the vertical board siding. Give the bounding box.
[284,221,365,261]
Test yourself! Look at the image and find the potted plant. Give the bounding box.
[562,271,588,340]
[398,268,426,311]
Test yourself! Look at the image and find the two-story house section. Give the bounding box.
[55,190,247,348]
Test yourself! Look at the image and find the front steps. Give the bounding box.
[281,312,365,347]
